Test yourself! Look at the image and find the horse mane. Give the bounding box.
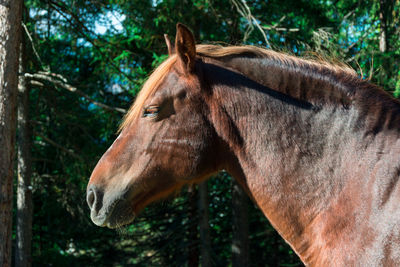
[196,44,357,75]
[119,44,384,133]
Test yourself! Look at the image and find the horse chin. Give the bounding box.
[105,214,135,229]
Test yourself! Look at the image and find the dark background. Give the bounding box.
[13,0,400,266]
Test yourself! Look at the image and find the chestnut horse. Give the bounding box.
[87,23,400,266]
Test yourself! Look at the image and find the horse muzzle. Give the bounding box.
[87,184,135,228]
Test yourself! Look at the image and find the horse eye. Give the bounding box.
[143,106,159,118]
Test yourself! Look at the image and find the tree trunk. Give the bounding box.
[15,20,33,267]
[379,0,389,52]
[187,186,199,267]
[232,180,249,267]
[0,1,23,266]
[198,182,212,267]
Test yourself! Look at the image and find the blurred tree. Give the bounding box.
[187,186,199,266]
[232,179,249,267]
[16,6,34,267]
[198,182,212,267]
[0,1,23,266]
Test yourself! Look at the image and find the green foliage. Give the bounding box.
[16,0,400,265]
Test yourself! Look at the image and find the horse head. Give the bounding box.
[86,24,224,228]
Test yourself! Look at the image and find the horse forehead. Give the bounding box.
[149,70,192,99]
[160,71,179,91]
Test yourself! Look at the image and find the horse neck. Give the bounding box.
[202,55,400,264]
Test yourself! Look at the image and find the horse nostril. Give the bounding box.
[87,187,96,210]
[87,184,104,216]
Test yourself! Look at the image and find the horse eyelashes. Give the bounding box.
[143,106,159,118]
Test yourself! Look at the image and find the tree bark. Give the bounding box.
[232,179,249,267]
[379,0,389,52]
[0,1,23,266]
[198,182,212,267]
[15,20,33,267]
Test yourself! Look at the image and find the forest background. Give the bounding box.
[1,0,400,266]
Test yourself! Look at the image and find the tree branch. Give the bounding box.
[230,0,271,47]
[22,22,49,71]
[262,26,299,32]
[260,15,299,32]
[33,131,83,160]
[48,0,136,89]
[25,72,126,114]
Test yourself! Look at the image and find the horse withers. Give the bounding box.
[87,23,400,266]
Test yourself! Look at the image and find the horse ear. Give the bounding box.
[175,23,196,73]
[164,34,175,56]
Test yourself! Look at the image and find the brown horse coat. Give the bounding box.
[87,24,400,266]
